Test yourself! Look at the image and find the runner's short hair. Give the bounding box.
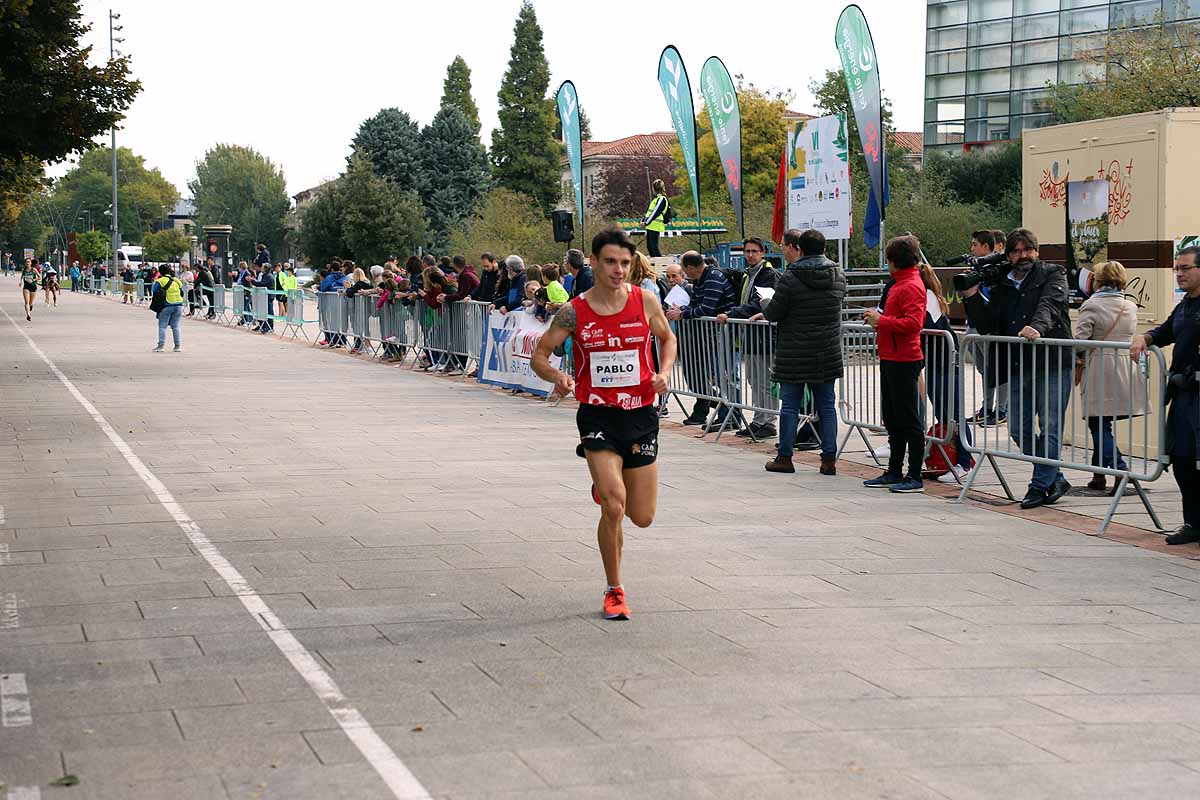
[680,251,704,269]
[590,227,636,259]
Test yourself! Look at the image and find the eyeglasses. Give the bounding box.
[1174,265,1196,274]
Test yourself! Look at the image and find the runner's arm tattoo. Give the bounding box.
[552,302,576,333]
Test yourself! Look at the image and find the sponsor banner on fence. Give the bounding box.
[478,310,562,396]
[787,113,852,241]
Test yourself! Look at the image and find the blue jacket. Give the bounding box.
[502,272,526,311]
[319,272,345,293]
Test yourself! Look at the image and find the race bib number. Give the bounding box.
[591,349,640,388]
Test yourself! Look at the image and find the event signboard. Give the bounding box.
[786,114,852,240]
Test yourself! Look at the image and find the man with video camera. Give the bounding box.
[960,228,1074,509]
[1130,245,1200,544]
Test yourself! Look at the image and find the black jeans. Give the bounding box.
[646,230,661,257]
[880,360,924,479]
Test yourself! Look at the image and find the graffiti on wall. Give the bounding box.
[1098,159,1133,225]
[1039,161,1069,207]
[1039,158,1135,225]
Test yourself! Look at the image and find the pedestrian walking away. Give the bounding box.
[151,264,184,352]
[20,258,40,321]
[532,227,677,621]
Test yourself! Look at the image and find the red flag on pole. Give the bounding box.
[771,144,787,245]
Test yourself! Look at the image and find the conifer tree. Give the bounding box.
[491,2,560,215]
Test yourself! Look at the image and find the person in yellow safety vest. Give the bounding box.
[278,263,298,316]
[640,179,669,258]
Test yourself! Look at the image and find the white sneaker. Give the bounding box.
[937,465,969,484]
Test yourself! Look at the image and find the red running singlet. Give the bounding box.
[570,285,657,410]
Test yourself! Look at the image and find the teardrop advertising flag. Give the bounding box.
[657,45,701,225]
[836,4,888,244]
[556,80,584,238]
[700,56,743,239]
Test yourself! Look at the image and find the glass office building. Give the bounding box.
[925,0,1200,154]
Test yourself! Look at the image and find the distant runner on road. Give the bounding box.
[533,227,677,620]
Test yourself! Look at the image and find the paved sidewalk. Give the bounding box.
[2,278,1200,800]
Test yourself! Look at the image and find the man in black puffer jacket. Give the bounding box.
[763,228,847,475]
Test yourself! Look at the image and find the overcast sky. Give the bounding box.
[64,0,926,199]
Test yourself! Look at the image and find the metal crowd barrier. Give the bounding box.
[958,333,1168,532]
[835,324,964,479]
[666,317,732,429]
[310,292,483,376]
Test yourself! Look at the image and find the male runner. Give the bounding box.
[532,227,677,620]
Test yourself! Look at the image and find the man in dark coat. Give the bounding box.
[762,228,846,475]
[962,227,1073,509]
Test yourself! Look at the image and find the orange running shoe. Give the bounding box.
[603,586,630,620]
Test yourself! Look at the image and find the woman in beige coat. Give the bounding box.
[1073,261,1146,492]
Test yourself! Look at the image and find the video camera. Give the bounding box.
[949,251,1009,292]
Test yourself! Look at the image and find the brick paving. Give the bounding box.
[1,276,1199,799]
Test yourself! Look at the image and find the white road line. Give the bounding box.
[1,673,32,727]
[0,543,9,565]
[0,306,432,800]
[7,787,42,800]
[0,503,6,525]
[1,593,17,629]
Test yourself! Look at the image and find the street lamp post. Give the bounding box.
[109,9,124,269]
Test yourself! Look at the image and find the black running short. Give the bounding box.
[576,404,659,469]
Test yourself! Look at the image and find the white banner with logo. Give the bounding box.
[478,310,562,396]
[786,113,853,241]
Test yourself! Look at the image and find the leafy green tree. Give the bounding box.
[0,201,53,256]
[189,144,289,260]
[1051,20,1200,124]
[49,147,179,245]
[351,108,426,195]
[441,56,481,132]
[924,143,1021,229]
[75,229,109,263]
[297,182,345,267]
[677,87,790,212]
[142,228,190,262]
[491,2,561,215]
[448,188,563,265]
[0,0,141,226]
[421,106,490,247]
[339,154,429,265]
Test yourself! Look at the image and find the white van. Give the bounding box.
[114,246,143,270]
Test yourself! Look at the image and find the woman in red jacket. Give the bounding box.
[862,235,928,494]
